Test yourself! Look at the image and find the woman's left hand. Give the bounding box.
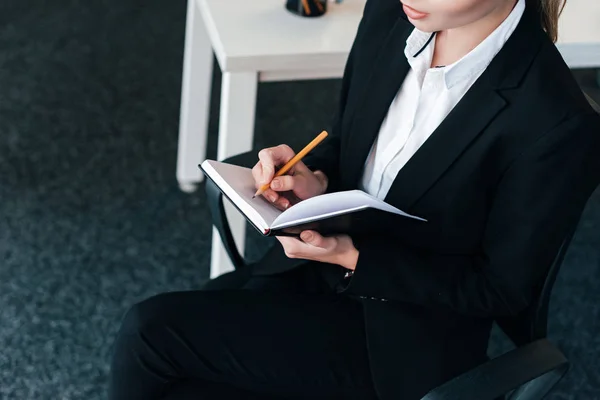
[277,231,359,270]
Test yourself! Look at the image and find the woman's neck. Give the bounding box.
[431,1,518,68]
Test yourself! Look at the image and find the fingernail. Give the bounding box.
[301,232,313,242]
[268,194,277,202]
[271,179,280,189]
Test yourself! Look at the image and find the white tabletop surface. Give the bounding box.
[556,0,600,67]
[198,0,366,72]
[558,0,600,44]
[199,0,600,72]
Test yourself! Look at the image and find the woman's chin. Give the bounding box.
[408,19,436,33]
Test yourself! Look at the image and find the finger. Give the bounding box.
[273,196,291,210]
[276,236,296,247]
[256,150,275,184]
[272,144,296,163]
[276,236,301,258]
[290,160,310,174]
[260,189,289,210]
[261,188,279,203]
[251,162,264,188]
[270,175,297,192]
[300,230,331,248]
[257,145,295,184]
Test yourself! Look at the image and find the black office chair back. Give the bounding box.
[496,92,600,347]
[495,226,577,347]
[585,92,600,114]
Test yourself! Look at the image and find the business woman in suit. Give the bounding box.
[109,0,600,399]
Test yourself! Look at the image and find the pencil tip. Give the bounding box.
[252,195,256,199]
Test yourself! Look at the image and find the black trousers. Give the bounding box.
[108,263,378,399]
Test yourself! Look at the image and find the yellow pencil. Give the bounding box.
[253,130,328,198]
[313,0,324,13]
[301,0,311,15]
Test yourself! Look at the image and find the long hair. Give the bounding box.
[527,0,567,43]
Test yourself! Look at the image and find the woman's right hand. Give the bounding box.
[252,144,328,210]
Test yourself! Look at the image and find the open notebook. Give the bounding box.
[200,159,425,236]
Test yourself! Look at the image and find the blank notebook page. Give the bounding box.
[202,160,282,230]
[271,189,417,229]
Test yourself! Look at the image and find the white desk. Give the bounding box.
[177,0,366,277]
[177,0,600,279]
[557,0,600,68]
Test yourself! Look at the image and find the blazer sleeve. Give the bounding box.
[302,1,372,192]
[343,112,600,318]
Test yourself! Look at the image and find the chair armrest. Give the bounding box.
[205,177,248,270]
[421,338,569,400]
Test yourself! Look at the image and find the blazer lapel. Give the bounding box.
[384,80,506,209]
[341,17,413,188]
[382,5,545,211]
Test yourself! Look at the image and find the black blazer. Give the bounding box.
[259,0,600,398]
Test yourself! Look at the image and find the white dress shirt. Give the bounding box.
[360,0,525,199]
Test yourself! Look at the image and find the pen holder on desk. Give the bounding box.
[286,0,328,17]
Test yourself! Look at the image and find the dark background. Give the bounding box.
[0,1,599,398]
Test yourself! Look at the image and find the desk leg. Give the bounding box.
[210,71,258,278]
[177,0,213,192]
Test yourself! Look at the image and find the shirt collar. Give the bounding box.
[404,0,526,89]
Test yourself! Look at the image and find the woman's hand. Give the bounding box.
[252,144,328,210]
[277,230,359,271]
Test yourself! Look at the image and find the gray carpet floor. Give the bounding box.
[0,0,599,399]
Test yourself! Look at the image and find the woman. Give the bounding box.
[109,0,600,399]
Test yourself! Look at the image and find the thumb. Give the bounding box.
[300,230,329,248]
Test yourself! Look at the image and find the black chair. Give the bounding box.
[204,94,600,400]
